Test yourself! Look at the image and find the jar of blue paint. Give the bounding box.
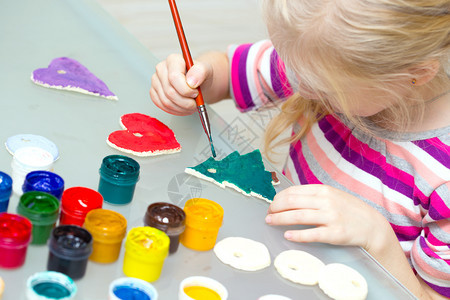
[109,277,158,300]
[0,172,12,212]
[98,155,140,205]
[47,225,93,280]
[26,271,77,300]
[22,171,65,200]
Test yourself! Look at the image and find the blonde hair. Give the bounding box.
[262,0,450,160]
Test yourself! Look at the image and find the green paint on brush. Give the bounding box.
[209,138,216,158]
[187,149,276,201]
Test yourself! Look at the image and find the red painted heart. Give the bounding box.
[107,113,181,156]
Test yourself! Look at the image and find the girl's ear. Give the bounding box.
[410,60,441,86]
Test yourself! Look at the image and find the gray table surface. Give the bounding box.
[0,0,416,299]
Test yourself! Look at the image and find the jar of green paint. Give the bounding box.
[98,155,140,205]
[17,191,60,245]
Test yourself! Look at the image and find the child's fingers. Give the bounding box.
[283,227,331,244]
[162,86,197,112]
[165,54,201,97]
[150,75,196,116]
[269,192,323,214]
[186,63,209,89]
[265,209,328,226]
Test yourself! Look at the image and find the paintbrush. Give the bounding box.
[168,0,216,158]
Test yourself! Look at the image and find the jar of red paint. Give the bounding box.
[0,213,32,269]
[59,187,103,226]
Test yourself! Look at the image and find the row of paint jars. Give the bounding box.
[0,198,225,282]
[1,153,141,214]
[26,272,228,300]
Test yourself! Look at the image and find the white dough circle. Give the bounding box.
[213,237,271,271]
[274,250,325,285]
[318,263,368,300]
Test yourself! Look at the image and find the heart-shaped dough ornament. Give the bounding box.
[107,113,181,156]
[31,57,117,100]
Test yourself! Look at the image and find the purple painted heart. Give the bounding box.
[31,57,117,100]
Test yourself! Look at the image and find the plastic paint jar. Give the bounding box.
[17,192,60,245]
[179,198,224,251]
[123,227,169,282]
[47,225,93,280]
[22,171,65,200]
[0,172,12,213]
[84,209,127,263]
[11,147,54,196]
[59,187,103,226]
[144,202,186,254]
[26,271,77,300]
[98,155,140,205]
[178,276,228,300]
[109,277,158,300]
[0,213,32,268]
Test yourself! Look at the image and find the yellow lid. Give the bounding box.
[184,198,224,227]
[125,227,170,257]
[84,209,127,242]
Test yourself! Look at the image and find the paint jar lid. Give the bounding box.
[61,187,103,217]
[183,198,224,228]
[125,227,169,260]
[26,271,77,300]
[17,192,60,225]
[22,170,64,200]
[0,213,32,246]
[109,277,158,300]
[99,155,140,184]
[48,225,93,259]
[6,134,59,161]
[84,209,127,242]
[0,172,12,195]
[144,202,186,235]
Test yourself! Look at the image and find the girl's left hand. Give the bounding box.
[265,184,391,251]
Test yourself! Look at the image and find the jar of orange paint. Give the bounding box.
[179,198,224,251]
[83,209,127,264]
[123,227,169,282]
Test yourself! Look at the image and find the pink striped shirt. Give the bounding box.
[228,41,450,297]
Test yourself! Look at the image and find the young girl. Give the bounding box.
[150,0,450,298]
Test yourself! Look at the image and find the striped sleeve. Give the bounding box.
[227,40,294,112]
[411,182,450,297]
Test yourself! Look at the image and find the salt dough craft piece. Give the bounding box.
[318,263,368,300]
[274,250,325,285]
[5,134,59,161]
[31,57,118,100]
[259,295,292,300]
[213,237,271,271]
[185,150,277,202]
[107,113,181,156]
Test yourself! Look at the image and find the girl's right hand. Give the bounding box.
[150,53,211,116]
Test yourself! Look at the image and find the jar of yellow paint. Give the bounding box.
[178,276,228,300]
[83,209,127,264]
[123,227,169,282]
[179,198,224,251]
